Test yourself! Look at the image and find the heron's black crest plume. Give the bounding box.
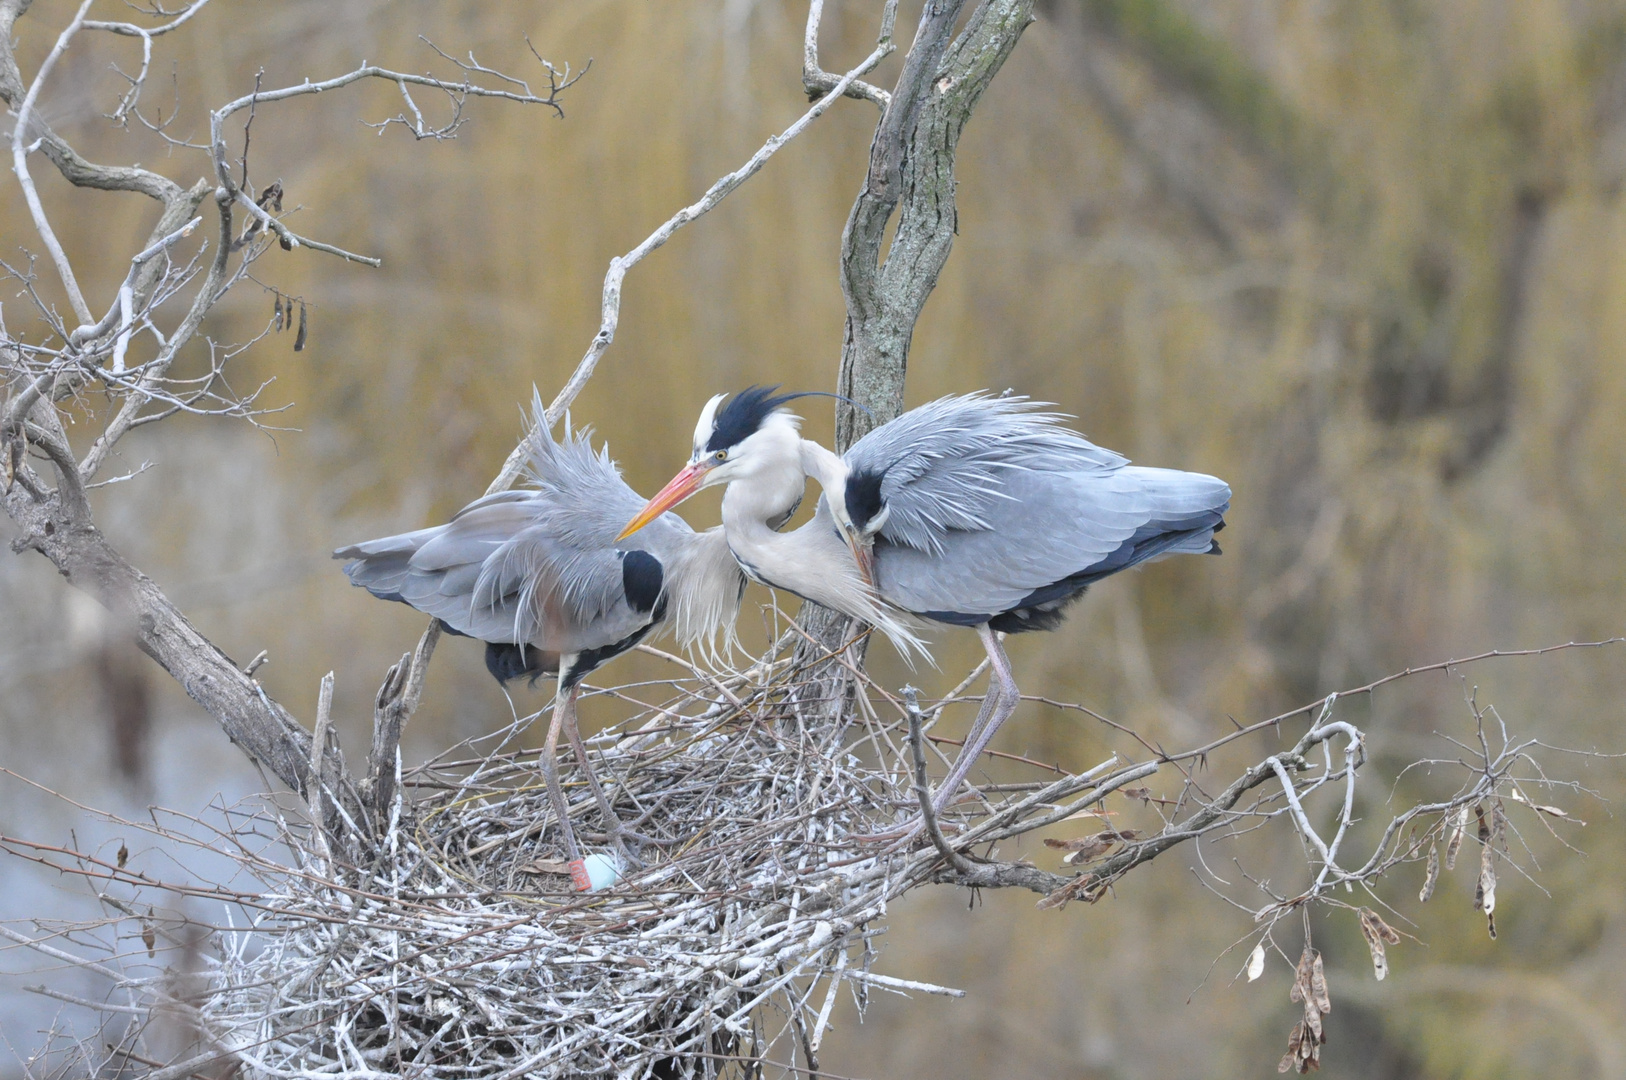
[705,386,870,453]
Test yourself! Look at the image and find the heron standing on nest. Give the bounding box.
[619,387,1230,837]
[337,401,744,870]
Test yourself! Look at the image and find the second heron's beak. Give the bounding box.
[617,463,708,541]
[839,522,877,587]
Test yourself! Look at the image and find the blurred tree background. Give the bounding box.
[4,0,1626,1075]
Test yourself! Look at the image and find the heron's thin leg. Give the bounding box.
[540,671,581,863]
[930,624,1019,815]
[560,683,643,868]
[858,626,1015,846]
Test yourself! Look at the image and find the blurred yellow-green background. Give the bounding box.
[4,0,1626,1075]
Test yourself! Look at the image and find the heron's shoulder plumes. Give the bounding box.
[843,392,1128,555]
[664,525,746,663]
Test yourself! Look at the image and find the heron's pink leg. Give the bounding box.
[540,677,582,863]
[856,625,1018,846]
[929,623,1019,815]
[561,684,639,861]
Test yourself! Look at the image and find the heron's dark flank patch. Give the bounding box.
[844,469,885,533]
[621,549,664,615]
[988,588,1088,633]
[567,594,668,688]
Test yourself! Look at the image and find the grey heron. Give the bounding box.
[336,407,743,869]
[619,387,1230,832]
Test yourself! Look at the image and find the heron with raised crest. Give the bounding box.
[336,401,743,869]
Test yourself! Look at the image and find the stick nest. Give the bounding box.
[199,646,1078,1079]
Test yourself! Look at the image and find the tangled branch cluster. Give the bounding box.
[2,636,1605,1078]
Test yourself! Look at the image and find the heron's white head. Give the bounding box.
[617,387,812,541]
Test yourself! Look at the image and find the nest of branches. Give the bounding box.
[185,634,1114,1079]
[2,635,1608,1079]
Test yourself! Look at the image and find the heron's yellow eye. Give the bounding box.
[714,450,728,462]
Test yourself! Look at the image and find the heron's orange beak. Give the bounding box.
[617,463,706,541]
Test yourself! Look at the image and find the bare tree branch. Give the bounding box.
[803,0,896,108]
[835,0,1035,449]
[9,0,98,325]
[482,12,900,495]
[797,0,1035,689]
[366,620,442,827]
[0,6,586,842]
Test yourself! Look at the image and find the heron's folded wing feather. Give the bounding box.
[876,466,1230,616]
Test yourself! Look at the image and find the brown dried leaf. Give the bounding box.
[273,294,284,331]
[294,302,308,352]
[1119,786,1151,803]
[1036,876,1085,911]
[1310,951,1331,1015]
[140,920,155,958]
[1045,830,1138,865]
[1278,1021,1305,1073]
[116,842,127,870]
[1475,833,1497,916]
[1419,843,1439,903]
[1358,909,1396,981]
[1291,943,1312,1004]
[1445,805,1468,870]
[1279,1013,1323,1073]
[1372,910,1400,944]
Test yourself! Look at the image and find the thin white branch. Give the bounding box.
[85,0,212,38]
[1268,755,1333,866]
[843,969,966,998]
[803,0,894,108]
[232,190,381,267]
[110,286,134,373]
[10,0,97,326]
[68,215,202,348]
[484,31,898,495]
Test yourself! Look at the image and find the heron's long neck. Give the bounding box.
[719,464,826,589]
[665,525,745,654]
[718,442,923,658]
[797,439,850,516]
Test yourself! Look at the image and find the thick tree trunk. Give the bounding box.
[795,0,1036,700]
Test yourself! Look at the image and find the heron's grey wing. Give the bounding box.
[336,491,541,640]
[334,525,449,603]
[842,394,1128,555]
[875,465,1230,619]
[469,420,696,651]
[338,420,698,652]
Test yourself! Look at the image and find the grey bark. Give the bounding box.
[796,0,1035,677]
[3,479,331,805]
